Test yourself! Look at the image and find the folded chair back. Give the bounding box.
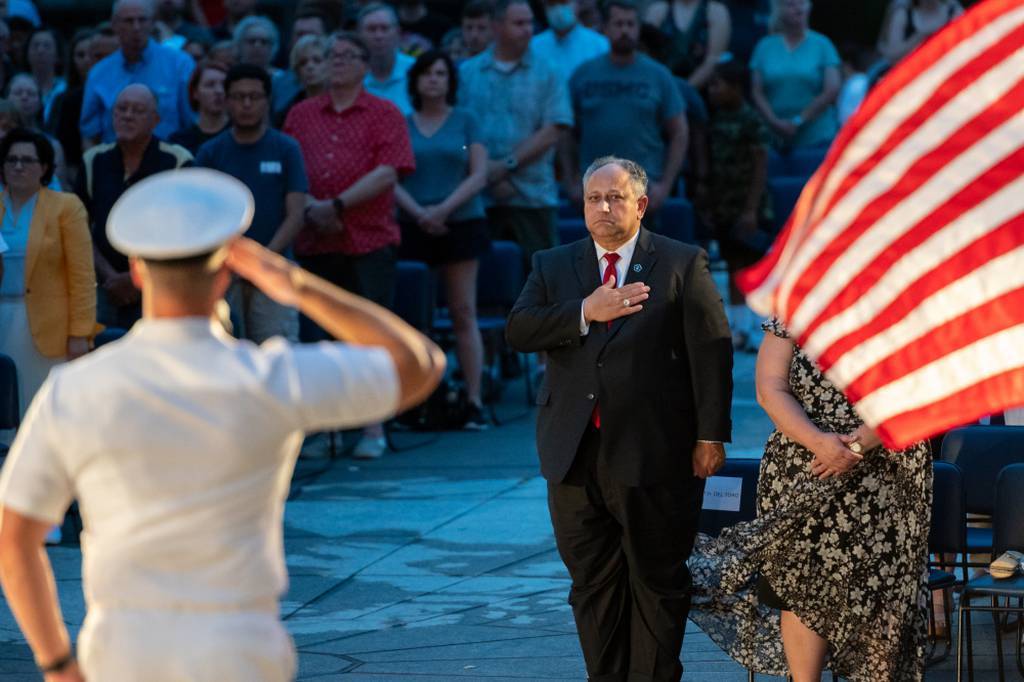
[993,463,1024,557]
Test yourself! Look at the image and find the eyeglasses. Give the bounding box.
[328,50,367,64]
[227,92,267,103]
[244,36,273,46]
[4,156,40,167]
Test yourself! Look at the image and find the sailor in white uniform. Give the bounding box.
[0,169,445,681]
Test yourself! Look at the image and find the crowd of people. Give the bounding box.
[0,0,990,680]
[0,0,966,445]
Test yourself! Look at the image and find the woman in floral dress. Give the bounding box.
[689,318,932,681]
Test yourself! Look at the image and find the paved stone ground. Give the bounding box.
[0,328,1012,680]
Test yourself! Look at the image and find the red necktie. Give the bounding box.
[592,252,619,428]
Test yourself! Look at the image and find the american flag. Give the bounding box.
[738,0,1024,449]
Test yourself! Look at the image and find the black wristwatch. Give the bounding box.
[39,651,74,674]
[332,196,346,217]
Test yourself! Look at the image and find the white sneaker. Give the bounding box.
[45,525,62,545]
[352,435,386,460]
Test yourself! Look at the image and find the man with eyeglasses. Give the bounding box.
[196,63,308,343]
[283,32,414,460]
[80,0,195,149]
[77,83,193,330]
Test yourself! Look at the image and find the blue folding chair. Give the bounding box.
[941,426,1024,568]
[0,353,19,454]
[698,458,760,537]
[657,197,696,244]
[558,218,589,245]
[432,241,530,419]
[393,260,434,332]
[956,463,1024,682]
[767,175,810,233]
[94,327,128,348]
[928,461,969,666]
[767,146,828,178]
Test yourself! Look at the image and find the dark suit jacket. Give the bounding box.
[506,228,733,486]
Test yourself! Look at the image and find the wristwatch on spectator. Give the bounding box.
[332,197,346,217]
[503,154,518,172]
[791,114,804,128]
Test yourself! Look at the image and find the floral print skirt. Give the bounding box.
[688,318,933,681]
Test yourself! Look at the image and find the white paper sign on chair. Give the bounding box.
[702,476,743,512]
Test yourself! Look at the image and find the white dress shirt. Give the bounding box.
[0,317,398,612]
[579,229,641,335]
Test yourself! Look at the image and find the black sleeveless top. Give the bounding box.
[658,0,710,79]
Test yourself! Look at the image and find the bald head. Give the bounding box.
[113,0,155,61]
[112,0,154,19]
[113,84,160,145]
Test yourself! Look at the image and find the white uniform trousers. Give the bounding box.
[78,605,296,682]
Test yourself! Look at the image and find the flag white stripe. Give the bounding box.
[779,50,1024,324]
[743,6,1024,314]
[825,245,1024,387]
[854,323,1024,424]
[790,104,1024,336]
[803,174,1024,361]
[802,7,1024,234]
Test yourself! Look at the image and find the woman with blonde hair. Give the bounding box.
[273,35,327,128]
[877,0,962,64]
[750,0,841,150]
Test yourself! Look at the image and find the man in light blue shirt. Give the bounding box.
[359,3,415,115]
[531,0,609,84]
[80,0,194,147]
[459,0,573,268]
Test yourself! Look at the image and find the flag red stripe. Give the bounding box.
[802,22,1024,239]
[739,1,1024,299]
[814,210,1024,377]
[784,77,1024,324]
[735,0,1024,448]
[841,285,1024,403]
[797,145,1024,356]
[875,366,1024,449]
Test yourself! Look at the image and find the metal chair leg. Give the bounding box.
[967,607,975,682]
[994,596,1006,682]
[747,670,754,682]
[956,603,963,682]
[944,587,954,661]
[1016,597,1023,677]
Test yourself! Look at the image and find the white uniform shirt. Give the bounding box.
[0,317,398,612]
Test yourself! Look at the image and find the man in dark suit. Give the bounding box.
[506,156,732,681]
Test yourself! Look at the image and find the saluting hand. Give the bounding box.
[582,275,649,324]
[226,238,302,308]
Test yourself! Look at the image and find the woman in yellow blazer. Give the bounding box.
[0,127,98,418]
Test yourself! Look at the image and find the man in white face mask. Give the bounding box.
[530,0,609,84]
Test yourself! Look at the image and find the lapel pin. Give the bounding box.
[633,264,642,273]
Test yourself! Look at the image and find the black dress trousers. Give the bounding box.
[547,425,706,682]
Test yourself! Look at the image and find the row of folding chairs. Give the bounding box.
[697,426,1024,681]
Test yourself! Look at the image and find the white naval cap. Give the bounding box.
[107,168,254,260]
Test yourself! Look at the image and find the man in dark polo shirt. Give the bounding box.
[196,63,309,343]
[76,83,192,329]
[283,31,414,460]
